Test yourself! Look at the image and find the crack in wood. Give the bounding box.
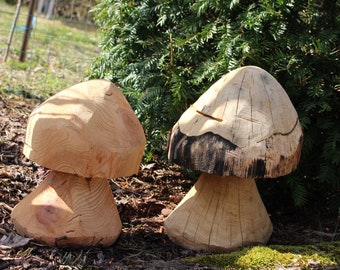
[190,105,223,122]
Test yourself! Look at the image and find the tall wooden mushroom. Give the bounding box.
[165,66,303,252]
[11,80,146,247]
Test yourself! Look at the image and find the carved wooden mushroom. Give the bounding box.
[165,66,303,252]
[11,79,146,247]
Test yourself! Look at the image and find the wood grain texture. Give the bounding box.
[164,173,273,252]
[11,170,122,247]
[23,79,146,178]
[168,66,303,178]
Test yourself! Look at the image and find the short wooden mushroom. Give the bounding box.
[11,80,146,247]
[165,66,303,252]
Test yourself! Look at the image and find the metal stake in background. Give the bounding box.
[4,0,22,62]
[19,0,36,62]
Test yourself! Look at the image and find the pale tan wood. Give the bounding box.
[164,173,273,252]
[23,79,146,178]
[168,66,303,178]
[11,170,122,247]
[166,66,302,252]
[180,66,298,143]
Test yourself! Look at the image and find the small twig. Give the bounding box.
[0,202,13,212]
[109,178,123,189]
[110,179,141,197]
[130,177,152,187]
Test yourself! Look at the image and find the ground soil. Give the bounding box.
[0,95,338,269]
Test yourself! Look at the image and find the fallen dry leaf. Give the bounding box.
[0,232,33,249]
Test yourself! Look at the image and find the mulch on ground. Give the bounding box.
[0,95,338,269]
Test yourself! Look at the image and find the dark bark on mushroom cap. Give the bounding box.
[168,66,303,178]
[23,79,146,178]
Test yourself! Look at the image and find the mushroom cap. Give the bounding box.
[23,79,146,178]
[168,66,303,178]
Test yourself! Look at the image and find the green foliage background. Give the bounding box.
[89,0,339,215]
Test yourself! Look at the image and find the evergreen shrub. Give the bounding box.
[89,0,339,214]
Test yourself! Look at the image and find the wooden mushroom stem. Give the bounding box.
[11,170,122,247]
[164,173,273,252]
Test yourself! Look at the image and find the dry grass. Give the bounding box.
[0,0,100,99]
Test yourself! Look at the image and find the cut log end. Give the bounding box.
[164,173,273,252]
[11,170,122,247]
